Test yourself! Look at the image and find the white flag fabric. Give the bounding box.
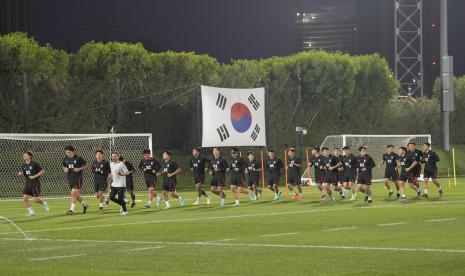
[201,85,266,147]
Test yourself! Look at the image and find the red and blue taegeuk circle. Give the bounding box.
[230,103,252,133]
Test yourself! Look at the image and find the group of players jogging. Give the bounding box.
[18,141,442,216]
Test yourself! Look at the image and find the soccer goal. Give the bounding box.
[0,133,152,199]
[302,134,431,184]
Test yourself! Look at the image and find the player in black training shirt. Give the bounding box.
[421,142,443,197]
[91,149,111,211]
[190,147,211,205]
[310,146,326,199]
[18,151,48,216]
[379,145,400,199]
[321,147,340,202]
[342,146,358,200]
[398,146,418,202]
[407,142,422,196]
[286,148,303,200]
[157,151,184,209]
[138,149,162,208]
[265,149,283,200]
[246,151,262,199]
[229,148,255,206]
[63,145,89,215]
[333,147,348,199]
[356,146,375,203]
[120,156,136,208]
[208,147,229,206]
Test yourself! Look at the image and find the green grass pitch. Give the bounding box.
[1,179,464,275]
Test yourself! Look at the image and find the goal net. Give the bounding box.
[0,133,152,199]
[302,134,431,184]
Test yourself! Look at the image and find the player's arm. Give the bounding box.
[62,160,69,174]
[118,163,130,176]
[406,160,417,172]
[293,158,303,167]
[168,166,182,177]
[30,168,45,179]
[73,158,88,172]
[138,160,144,171]
[255,162,262,172]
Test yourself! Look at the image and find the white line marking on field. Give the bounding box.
[1,200,463,236]
[426,218,456,223]
[124,246,164,251]
[4,237,465,254]
[261,232,298,238]
[376,222,407,227]
[29,253,85,261]
[324,226,357,232]
[204,239,236,243]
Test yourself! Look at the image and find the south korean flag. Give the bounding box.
[201,85,266,147]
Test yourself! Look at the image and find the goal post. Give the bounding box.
[0,133,152,199]
[302,134,431,184]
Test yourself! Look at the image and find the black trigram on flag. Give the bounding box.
[250,124,260,141]
[248,94,260,110]
[216,124,230,142]
[216,93,227,110]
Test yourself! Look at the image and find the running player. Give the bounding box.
[157,151,184,209]
[333,147,348,199]
[91,149,111,211]
[246,151,262,199]
[190,147,211,205]
[109,152,130,216]
[138,149,162,208]
[209,147,228,206]
[18,151,48,216]
[286,148,303,200]
[265,149,283,200]
[63,145,89,215]
[407,142,422,197]
[229,148,255,206]
[421,142,443,197]
[356,146,375,204]
[398,146,417,202]
[310,146,326,199]
[341,146,358,200]
[379,145,400,199]
[321,146,340,202]
[121,156,136,207]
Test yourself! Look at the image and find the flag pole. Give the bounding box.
[452,147,457,186]
[305,145,311,198]
[260,150,265,193]
[284,148,288,194]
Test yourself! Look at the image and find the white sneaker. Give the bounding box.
[120,211,128,216]
[206,197,211,205]
[43,202,49,211]
[27,212,36,217]
[163,205,171,210]
[193,200,200,206]
[232,202,240,206]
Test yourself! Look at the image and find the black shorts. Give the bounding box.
[424,168,438,179]
[162,182,176,192]
[68,177,83,190]
[231,175,245,187]
[211,175,225,187]
[247,175,259,187]
[357,175,372,185]
[23,182,41,197]
[342,171,356,183]
[194,173,205,184]
[94,181,107,193]
[314,171,324,184]
[144,175,157,188]
[126,178,134,192]
[384,169,398,181]
[287,174,301,185]
[324,172,338,185]
[399,171,413,183]
[268,175,280,186]
[412,166,421,178]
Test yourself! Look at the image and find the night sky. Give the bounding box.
[28,0,465,74]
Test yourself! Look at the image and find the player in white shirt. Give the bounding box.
[109,152,131,216]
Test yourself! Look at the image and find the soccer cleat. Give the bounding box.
[399,197,407,203]
[193,200,200,206]
[388,191,394,199]
[145,202,152,208]
[349,196,355,201]
[163,205,171,210]
[66,210,74,215]
[247,192,253,200]
[120,211,128,216]
[99,206,104,211]
[119,206,123,214]
[206,197,211,205]
[105,199,110,207]
[156,196,162,207]
[439,188,443,197]
[27,212,36,217]
[43,202,49,211]
[397,193,400,198]
[422,193,429,198]
[321,195,327,201]
[277,191,282,199]
[131,202,136,208]
[232,202,240,206]
[82,203,88,214]
[367,199,373,204]
[416,190,421,197]
[179,197,185,207]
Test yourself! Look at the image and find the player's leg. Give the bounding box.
[365,183,373,203]
[22,186,35,216]
[194,182,201,205]
[398,179,407,202]
[117,187,128,215]
[384,177,392,197]
[431,169,443,197]
[231,184,240,206]
[218,183,226,206]
[423,175,430,198]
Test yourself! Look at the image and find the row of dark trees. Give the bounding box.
[1,32,464,148]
